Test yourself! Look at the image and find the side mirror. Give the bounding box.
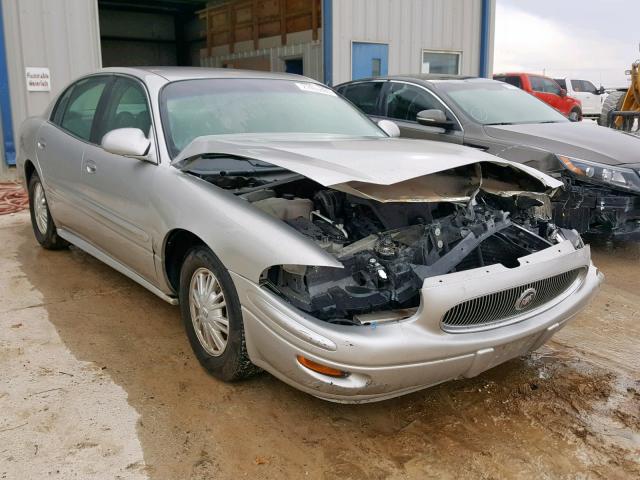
[597,86,606,95]
[416,109,454,129]
[559,88,567,98]
[101,128,151,158]
[378,119,401,138]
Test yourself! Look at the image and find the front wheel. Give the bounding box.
[568,107,582,122]
[179,246,259,381]
[28,172,68,250]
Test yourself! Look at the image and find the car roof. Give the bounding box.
[337,74,495,87]
[99,66,317,83]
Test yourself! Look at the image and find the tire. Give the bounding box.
[28,171,69,250]
[568,107,582,122]
[598,91,625,126]
[179,246,259,381]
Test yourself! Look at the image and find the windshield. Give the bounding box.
[437,80,569,125]
[160,78,385,157]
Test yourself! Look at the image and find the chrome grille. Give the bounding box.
[441,268,585,332]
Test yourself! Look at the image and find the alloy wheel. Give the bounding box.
[188,267,229,356]
[33,182,49,235]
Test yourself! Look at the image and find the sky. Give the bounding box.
[494,0,639,88]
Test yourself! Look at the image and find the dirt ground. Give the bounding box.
[1,211,638,479]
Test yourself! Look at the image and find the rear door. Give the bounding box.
[352,42,389,80]
[380,81,463,143]
[79,75,159,282]
[36,75,112,234]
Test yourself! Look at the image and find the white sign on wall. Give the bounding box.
[25,67,51,92]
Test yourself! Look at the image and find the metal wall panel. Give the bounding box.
[1,0,102,166]
[202,38,323,82]
[331,0,495,85]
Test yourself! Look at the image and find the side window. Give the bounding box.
[385,83,446,122]
[51,86,74,125]
[555,79,567,90]
[503,76,522,89]
[529,76,545,92]
[95,77,152,143]
[58,77,109,141]
[341,82,383,115]
[542,78,561,95]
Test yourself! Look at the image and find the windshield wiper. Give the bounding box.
[484,122,515,126]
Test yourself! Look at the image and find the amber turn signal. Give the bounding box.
[296,355,348,378]
[557,155,585,176]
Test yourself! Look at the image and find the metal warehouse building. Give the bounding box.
[0,0,495,175]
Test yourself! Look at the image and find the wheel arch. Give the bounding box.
[24,159,36,184]
[163,228,207,294]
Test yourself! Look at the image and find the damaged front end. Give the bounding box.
[260,189,579,326]
[178,150,581,327]
[553,155,640,239]
[552,176,640,240]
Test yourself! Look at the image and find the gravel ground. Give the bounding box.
[1,211,638,479]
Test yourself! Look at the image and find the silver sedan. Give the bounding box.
[17,68,603,403]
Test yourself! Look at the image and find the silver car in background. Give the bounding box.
[18,68,602,403]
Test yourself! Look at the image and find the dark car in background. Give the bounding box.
[335,75,640,239]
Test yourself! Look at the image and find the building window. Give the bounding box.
[421,51,461,75]
[371,58,382,77]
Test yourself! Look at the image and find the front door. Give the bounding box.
[381,82,463,144]
[572,80,601,115]
[529,76,567,113]
[80,76,159,283]
[352,42,388,80]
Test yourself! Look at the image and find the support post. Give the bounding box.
[0,1,16,165]
[479,0,491,78]
[322,0,332,86]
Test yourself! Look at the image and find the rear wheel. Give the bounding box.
[179,246,258,381]
[598,91,625,127]
[28,172,68,250]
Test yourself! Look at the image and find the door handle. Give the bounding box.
[84,161,97,174]
[37,140,46,150]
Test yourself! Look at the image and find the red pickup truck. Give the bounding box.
[493,72,583,121]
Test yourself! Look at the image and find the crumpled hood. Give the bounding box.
[173,134,562,201]
[485,122,640,166]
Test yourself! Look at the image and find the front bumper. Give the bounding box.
[231,241,603,403]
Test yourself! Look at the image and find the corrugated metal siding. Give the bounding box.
[2,0,102,142]
[201,34,323,81]
[331,0,495,84]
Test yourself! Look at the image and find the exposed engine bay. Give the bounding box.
[185,155,581,325]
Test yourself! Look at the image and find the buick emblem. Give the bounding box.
[515,288,537,311]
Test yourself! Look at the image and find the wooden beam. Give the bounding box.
[206,10,212,56]
[252,0,259,49]
[311,0,318,41]
[280,0,286,45]
[201,0,323,54]
[228,4,235,53]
